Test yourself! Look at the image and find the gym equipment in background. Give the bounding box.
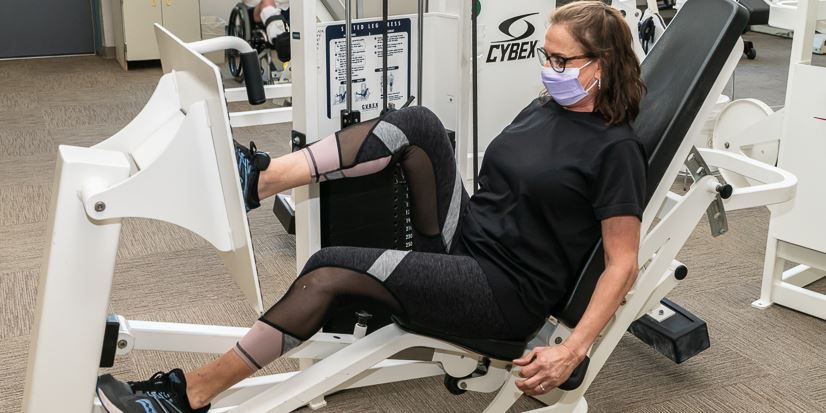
[225,2,292,85]
[750,0,826,320]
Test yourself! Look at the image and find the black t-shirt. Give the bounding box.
[459,97,647,326]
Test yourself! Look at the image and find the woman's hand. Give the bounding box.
[512,344,584,396]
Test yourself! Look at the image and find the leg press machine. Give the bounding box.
[22,0,797,412]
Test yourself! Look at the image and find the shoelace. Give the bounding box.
[146,391,186,413]
[129,371,171,393]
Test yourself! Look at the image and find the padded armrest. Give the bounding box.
[550,0,749,327]
[559,356,590,391]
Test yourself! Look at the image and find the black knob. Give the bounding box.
[675,265,688,280]
[356,310,373,326]
[716,184,733,199]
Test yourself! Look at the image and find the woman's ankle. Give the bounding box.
[184,372,212,410]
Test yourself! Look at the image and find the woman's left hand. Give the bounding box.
[512,344,584,396]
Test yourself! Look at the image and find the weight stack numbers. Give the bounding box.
[319,163,413,251]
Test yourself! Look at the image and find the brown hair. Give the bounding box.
[551,1,646,125]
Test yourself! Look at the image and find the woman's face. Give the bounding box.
[543,23,601,107]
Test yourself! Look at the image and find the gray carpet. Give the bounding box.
[1,32,825,413]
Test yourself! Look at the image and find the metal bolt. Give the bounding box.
[724,142,730,149]
[459,382,467,389]
[117,339,128,349]
[94,202,106,212]
[658,309,665,315]
[554,337,563,345]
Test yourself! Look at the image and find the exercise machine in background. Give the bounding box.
[713,0,826,320]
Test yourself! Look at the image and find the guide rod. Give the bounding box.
[471,0,479,192]
[417,0,424,104]
[382,0,389,111]
[345,0,353,112]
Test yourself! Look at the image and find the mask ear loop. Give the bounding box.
[585,77,600,93]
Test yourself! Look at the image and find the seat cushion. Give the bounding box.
[392,316,530,360]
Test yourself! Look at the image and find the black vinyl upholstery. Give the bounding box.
[551,0,749,328]
[738,0,770,26]
[393,316,529,360]
[393,0,748,364]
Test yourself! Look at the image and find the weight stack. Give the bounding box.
[320,165,413,251]
[318,130,455,334]
[319,164,413,334]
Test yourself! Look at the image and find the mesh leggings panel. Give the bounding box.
[302,106,467,253]
[261,266,403,340]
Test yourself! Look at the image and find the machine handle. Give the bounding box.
[557,355,590,391]
[187,37,265,106]
[240,51,267,105]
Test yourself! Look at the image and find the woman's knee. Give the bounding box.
[386,106,441,129]
[301,247,347,274]
[300,247,384,275]
[294,266,339,292]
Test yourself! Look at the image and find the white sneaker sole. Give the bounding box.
[97,386,126,413]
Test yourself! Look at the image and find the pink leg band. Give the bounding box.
[233,321,286,371]
[303,134,341,180]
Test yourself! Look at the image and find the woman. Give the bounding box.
[97,2,646,412]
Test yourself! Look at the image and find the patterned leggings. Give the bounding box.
[233,107,541,371]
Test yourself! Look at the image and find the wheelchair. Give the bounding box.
[225,2,291,85]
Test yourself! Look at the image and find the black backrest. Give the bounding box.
[738,0,770,26]
[550,0,749,327]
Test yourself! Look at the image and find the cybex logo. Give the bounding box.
[486,13,540,63]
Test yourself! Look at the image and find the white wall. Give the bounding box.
[101,0,116,47]
[361,0,418,16]
[200,0,243,20]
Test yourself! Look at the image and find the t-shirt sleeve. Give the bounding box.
[591,139,647,221]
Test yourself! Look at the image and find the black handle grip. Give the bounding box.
[558,356,590,391]
[240,51,266,105]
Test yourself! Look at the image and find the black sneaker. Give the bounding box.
[234,140,271,211]
[97,369,209,413]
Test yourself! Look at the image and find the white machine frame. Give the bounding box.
[751,0,826,320]
[21,3,800,410]
[767,0,826,31]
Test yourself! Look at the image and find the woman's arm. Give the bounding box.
[563,215,640,357]
[514,215,640,395]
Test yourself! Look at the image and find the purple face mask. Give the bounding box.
[541,60,598,107]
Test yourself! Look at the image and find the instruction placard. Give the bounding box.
[324,18,412,119]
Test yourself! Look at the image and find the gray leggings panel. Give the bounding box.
[284,246,521,340]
